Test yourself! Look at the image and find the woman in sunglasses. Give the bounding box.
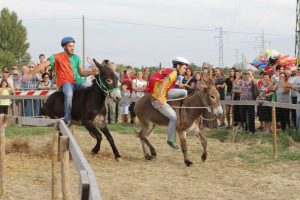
[38,72,53,90]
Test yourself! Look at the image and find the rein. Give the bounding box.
[168,96,216,121]
[167,96,212,113]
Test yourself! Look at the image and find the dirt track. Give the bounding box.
[3,130,300,200]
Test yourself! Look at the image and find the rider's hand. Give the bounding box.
[91,67,98,75]
[157,97,165,106]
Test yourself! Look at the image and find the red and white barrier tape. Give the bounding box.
[14,90,56,96]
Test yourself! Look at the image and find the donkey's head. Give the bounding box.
[93,58,121,102]
[195,78,223,117]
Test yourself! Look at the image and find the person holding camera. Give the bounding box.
[120,66,136,124]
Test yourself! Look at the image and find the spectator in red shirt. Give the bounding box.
[120,66,136,124]
[120,66,135,92]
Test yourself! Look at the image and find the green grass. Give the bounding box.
[208,128,300,164]
[5,124,52,138]
[4,122,165,138]
[74,123,166,135]
[4,123,300,164]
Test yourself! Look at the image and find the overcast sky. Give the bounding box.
[0,0,297,68]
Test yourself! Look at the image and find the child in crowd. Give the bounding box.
[119,83,131,124]
[0,80,14,114]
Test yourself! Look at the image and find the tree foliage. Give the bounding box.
[0,8,31,68]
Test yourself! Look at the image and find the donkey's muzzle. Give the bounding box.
[213,105,223,117]
[108,89,121,103]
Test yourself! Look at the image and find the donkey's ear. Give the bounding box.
[196,83,207,91]
[203,86,209,93]
[204,78,215,89]
[93,58,103,70]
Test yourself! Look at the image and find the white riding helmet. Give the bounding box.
[172,57,190,66]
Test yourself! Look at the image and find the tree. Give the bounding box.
[0,8,31,68]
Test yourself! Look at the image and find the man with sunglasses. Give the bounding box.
[21,62,41,117]
[24,36,96,126]
[12,70,22,116]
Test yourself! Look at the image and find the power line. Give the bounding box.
[86,18,214,32]
[8,17,292,37]
[86,18,292,37]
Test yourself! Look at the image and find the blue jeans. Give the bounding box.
[62,82,92,121]
[151,89,187,142]
[24,99,41,117]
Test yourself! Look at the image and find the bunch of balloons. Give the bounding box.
[251,49,297,72]
[251,55,269,71]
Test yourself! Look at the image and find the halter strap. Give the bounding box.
[95,75,119,96]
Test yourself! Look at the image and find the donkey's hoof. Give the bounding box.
[151,152,157,159]
[91,149,99,155]
[115,156,122,162]
[184,160,193,167]
[201,153,207,161]
[145,154,152,160]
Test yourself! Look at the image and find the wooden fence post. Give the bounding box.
[272,105,278,160]
[0,116,5,197]
[51,123,59,200]
[0,114,6,198]
[60,136,71,200]
[79,170,90,200]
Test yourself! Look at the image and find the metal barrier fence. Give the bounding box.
[2,90,56,117]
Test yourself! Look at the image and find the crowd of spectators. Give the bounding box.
[0,54,55,116]
[111,62,300,134]
[219,65,300,134]
[1,55,300,134]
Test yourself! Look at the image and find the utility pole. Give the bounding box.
[235,49,239,65]
[241,52,245,69]
[255,29,270,54]
[296,0,300,60]
[256,30,265,54]
[215,27,224,68]
[82,15,85,68]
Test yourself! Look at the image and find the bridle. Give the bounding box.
[95,75,119,96]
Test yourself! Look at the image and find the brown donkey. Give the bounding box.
[134,80,223,166]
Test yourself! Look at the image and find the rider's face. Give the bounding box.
[64,42,75,55]
[177,64,187,75]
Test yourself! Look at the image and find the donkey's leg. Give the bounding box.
[178,131,193,166]
[196,129,207,161]
[141,124,157,158]
[140,137,152,160]
[83,120,102,154]
[99,125,121,160]
[138,121,153,160]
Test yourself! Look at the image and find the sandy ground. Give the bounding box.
[2,129,300,200]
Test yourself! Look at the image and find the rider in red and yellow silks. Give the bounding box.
[146,57,189,150]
